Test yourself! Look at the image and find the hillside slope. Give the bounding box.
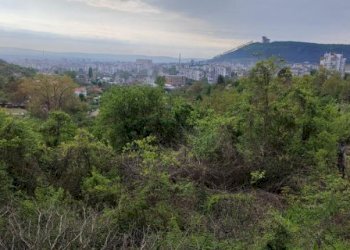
[0,60,36,102]
[211,41,350,64]
[0,59,36,78]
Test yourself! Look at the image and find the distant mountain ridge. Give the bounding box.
[211,41,350,64]
[0,47,201,64]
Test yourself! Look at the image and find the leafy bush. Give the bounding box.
[97,85,191,150]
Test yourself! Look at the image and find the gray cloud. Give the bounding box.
[66,0,160,13]
[145,0,350,41]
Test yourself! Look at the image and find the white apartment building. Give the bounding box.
[180,68,204,81]
[320,52,346,77]
[207,65,228,84]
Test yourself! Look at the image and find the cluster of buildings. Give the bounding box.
[282,53,348,78]
[283,52,348,78]
[290,63,318,76]
[69,52,349,93]
[161,63,241,87]
[60,59,250,87]
[320,52,347,77]
[73,59,157,85]
[4,49,350,91]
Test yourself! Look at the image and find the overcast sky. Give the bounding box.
[0,0,349,58]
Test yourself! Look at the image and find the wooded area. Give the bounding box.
[0,59,350,249]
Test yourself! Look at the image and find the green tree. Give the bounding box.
[88,67,93,79]
[40,111,76,147]
[63,70,77,81]
[277,67,293,85]
[19,75,81,117]
[0,163,13,203]
[53,129,116,197]
[97,85,191,150]
[82,170,123,207]
[0,113,41,193]
[155,76,166,88]
[217,75,225,85]
[235,60,344,187]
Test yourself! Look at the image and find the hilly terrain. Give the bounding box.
[211,41,350,64]
[0,59,36,102]
[0,47,200,64]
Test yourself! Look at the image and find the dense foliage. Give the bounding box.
[97,86,192,150]
[1,59,350,249]
[19,74,84,117]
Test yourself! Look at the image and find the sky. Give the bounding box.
[0,0,349,58]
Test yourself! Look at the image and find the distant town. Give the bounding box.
[1,37,349,92]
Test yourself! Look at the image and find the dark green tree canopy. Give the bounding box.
[98,85,191,150]
[40,111,76,147]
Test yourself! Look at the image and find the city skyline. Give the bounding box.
[1,0,350,58]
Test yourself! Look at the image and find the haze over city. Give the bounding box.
[1,0,350,58]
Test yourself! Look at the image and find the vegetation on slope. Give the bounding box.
[0,60,36,103]
[0,59,350,249]
[212,41,350,64]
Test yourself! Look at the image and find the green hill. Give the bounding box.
[0,60,36,102]
[211,41,350,64]
[0,59,35,78]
